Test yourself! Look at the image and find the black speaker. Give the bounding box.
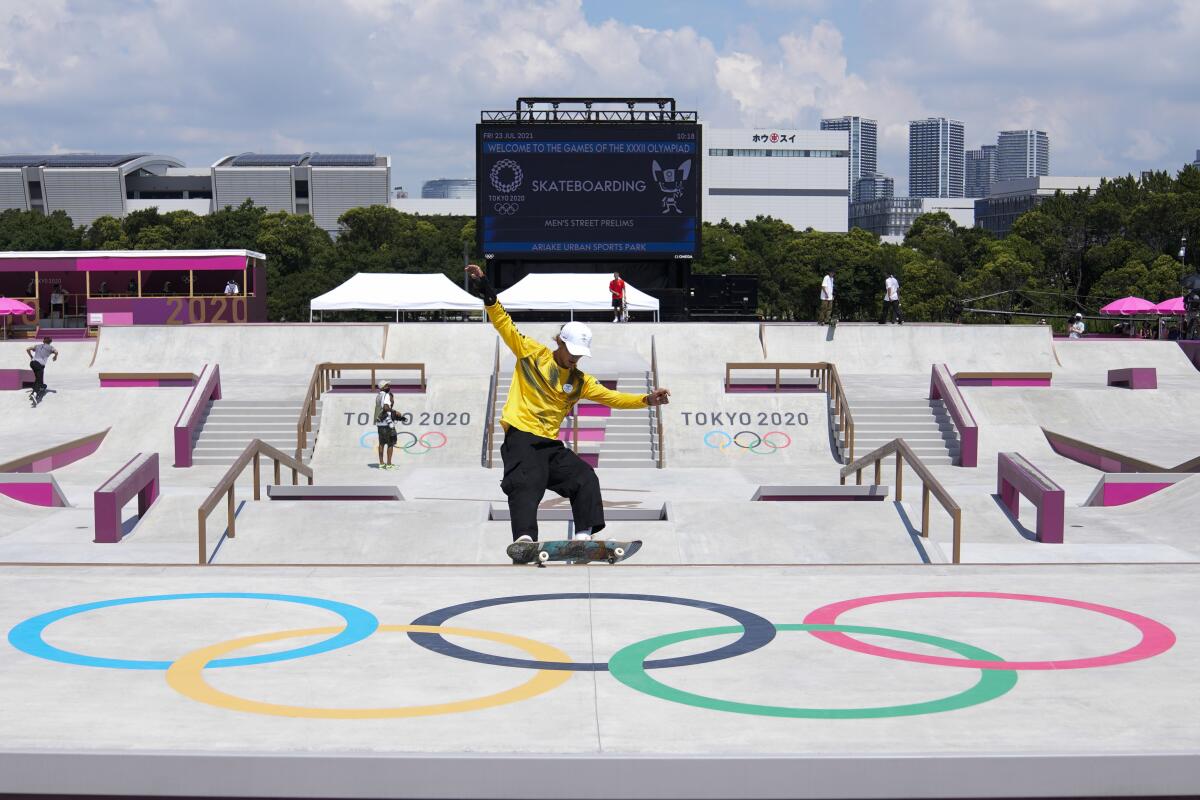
[688,275,725,307]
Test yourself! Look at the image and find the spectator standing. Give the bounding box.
[26,337,58,395]
[224,279,239,296]
[127,278,137,295]
[879,273,902,324]
[374,380,395,422]
[818,269,835,325]
[376,404,400,469]
[1069,313,1085,339]
[49,287,64,322]
[609,272,626,323]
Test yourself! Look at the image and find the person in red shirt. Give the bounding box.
[609,272,626,323]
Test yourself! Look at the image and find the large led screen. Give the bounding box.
[477,123,701,259]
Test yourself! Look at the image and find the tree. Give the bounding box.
[0,209,82,250]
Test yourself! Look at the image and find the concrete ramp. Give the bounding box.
[761,323,1056,374]
[1053,339,1200,381]
[93,324,387,376]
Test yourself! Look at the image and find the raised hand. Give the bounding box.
[646,388,671,407]
[465,263,484,281]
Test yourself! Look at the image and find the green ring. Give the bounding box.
[608,624,1017,718]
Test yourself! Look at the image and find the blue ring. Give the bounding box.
[408,593,776,672]
[7,592,379,671]
[703,430,732,449]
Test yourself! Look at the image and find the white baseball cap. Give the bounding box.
[558,321,592,357]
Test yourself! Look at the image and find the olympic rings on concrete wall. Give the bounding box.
[359,430,449,454]
[702,430,792,455]
[6,590,1176,720]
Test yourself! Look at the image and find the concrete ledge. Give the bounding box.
[267,485,404,501]
[99,371,198,388]
[489,503,667,521]
[1107,367,1157,389]
[1084,472,1196,507]
[0,368,35,390]
[0,750,1197,800]
[0,472,70,507]
[752,485,890,501]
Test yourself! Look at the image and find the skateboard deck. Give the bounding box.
[507,538,642,566]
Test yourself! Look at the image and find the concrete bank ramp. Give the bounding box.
[311,384,485,468]
[1052,339,1200,381]
[93,324,387,375]
[761,323,1056,374]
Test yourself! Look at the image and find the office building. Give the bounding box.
[820,116,877,201]
[974,176,1101,237]
[909,118,965,198]
[703,128,849,232]
[421,179,475,199]
[996,130,1049,182]
[0,153,187,228]
[0,152,390,235]
[855,173,894,202]
[966,145,998,197]
[850,197,975,238]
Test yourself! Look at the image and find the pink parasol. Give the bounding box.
[0,297,35,340]
[1154,297,1186,315]
[1099,296,1156,315]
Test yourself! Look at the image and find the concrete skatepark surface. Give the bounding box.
[2,322,1199,799]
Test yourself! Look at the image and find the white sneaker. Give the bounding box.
[515,535,533,543]
[574,532,592,541]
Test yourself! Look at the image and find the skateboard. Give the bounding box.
[507,538,642,566]
[29,387,54,408]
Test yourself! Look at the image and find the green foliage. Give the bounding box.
[0,209,82,250]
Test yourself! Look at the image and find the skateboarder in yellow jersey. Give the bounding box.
[466,264,670,546]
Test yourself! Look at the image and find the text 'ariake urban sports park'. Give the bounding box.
[3,101,1200,800]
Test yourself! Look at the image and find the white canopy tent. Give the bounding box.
[496,273,660,321]
[309,273,482,321]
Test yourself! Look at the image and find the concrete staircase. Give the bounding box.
[489,372,660,469]
[190,399,321,466]
[841,398,960,466]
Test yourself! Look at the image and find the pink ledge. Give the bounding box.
[1102,483,1174,507]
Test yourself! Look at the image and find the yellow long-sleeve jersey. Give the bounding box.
[486,301,648,440]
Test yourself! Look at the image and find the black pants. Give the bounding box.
[500,426,604,541]
[880,300,902,324]
[29,360,45,392]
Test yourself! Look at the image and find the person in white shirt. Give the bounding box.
[818,270,835,325]
[879,273,902,324]
[1069,313,1085,339]
[224,280,239,296]
[25,337,58,393]
[50,288,64,320]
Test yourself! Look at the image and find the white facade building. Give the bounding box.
[703,128,849,232]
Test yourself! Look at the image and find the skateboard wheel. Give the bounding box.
[614,547,625,558]
[537,550,550,563]
[607,556,616,565]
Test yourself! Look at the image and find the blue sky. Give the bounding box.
[0,0,1196,194]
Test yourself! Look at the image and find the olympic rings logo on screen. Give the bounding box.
[359,430,448,454]
[493,203,520,215]
[489,159,523,193]
[703,429,791,455]
[6,591,1176,720]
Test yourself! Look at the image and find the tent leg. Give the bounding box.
[395,309,399,323]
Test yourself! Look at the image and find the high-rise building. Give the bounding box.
[996,130,1049,182]
[421,179,475,199]
[974,176,1100,237]
[965,145,998,197]
[908,118,964,198]
[820,116,877,201]
[855,173,894,202]
[1193,149,1199,167]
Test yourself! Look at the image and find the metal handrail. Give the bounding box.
[651,335,664,468]
[483,339,500,468]
[839,438,963,564]
[295,362,427,459]
[197,439,313,565]
[724,361,854,463]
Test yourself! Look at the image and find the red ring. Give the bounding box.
[761,431,792,449]
[802,591,1175,670]
[419,431,447,449]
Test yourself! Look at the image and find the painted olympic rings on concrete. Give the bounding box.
[359,430,448,453]
[6,592,379,670]
[407,593,777,671]
[702,430,791,455]
[801,591,1177,670]
[609,624,1018,718]
[6,591,1176,720]
[167,625,572,719]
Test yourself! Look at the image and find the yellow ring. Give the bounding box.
[165,624,573,719]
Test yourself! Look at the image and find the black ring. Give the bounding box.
[407,593,776,672]
[732,430,762,449]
